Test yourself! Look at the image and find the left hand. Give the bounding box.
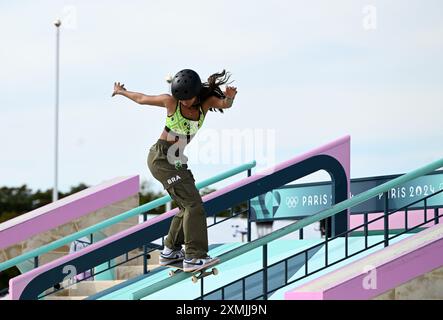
[112,82,127,97]
[225,86,238,99]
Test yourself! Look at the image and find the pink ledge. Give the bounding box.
[0,175,140,251]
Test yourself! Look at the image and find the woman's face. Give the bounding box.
[180,96,197,108]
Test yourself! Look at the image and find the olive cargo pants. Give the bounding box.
[147,139,208,259]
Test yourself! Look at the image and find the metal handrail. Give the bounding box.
[200,188,443,300]
[0,161,256,272]
[132,157,443,299]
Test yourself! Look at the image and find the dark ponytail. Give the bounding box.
[198,70,232,113]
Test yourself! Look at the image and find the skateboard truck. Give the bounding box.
[165,259,220,283]
[168,267,219,283]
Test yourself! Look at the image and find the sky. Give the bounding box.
[0,0,442,195]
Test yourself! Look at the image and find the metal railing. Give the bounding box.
[38,199,252,299]
[132,157,443,300]
[199,188,443,300]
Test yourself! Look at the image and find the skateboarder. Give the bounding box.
[112,69,237,272]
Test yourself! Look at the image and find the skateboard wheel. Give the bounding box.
[212,268,219,276]
[168,271,174,277]
[192,275,198,283]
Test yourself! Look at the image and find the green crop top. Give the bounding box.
[164,101,205,141]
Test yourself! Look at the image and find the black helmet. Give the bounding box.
[171,69,202,100]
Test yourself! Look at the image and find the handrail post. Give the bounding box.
[424,199,428,222]
[325,218,329,266]
[364,212,368,249]
[384,192,389,247]
[405,208,409,231]
[247,169,252,242]
[263,245,268,300]
[143,244,148,274]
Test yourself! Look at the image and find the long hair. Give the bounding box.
[198,70,232,113]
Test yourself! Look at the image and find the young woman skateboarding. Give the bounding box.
[112,69,237,271]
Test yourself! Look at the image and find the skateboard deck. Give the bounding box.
[164,258,220,283]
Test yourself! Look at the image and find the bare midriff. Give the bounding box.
[159,129,192,146]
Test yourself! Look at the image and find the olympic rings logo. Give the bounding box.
[286,196,299,208]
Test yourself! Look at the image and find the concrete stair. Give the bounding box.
[116,264,162,279]
[48,280,125,298]
[114,249,161,280]
[69,280,126,297]
[44,249,162,300]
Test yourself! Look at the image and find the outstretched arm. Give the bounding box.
[112,82,174,107]
[203,85,238,110]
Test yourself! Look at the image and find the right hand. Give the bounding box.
[112,82,127,97]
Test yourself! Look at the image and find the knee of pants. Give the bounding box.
[185,202,206,217]
[166,182,202,209]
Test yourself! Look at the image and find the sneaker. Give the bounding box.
[183,256,217,272]
[159,248,185,265]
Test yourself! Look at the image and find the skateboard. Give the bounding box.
[164,258,220,283]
